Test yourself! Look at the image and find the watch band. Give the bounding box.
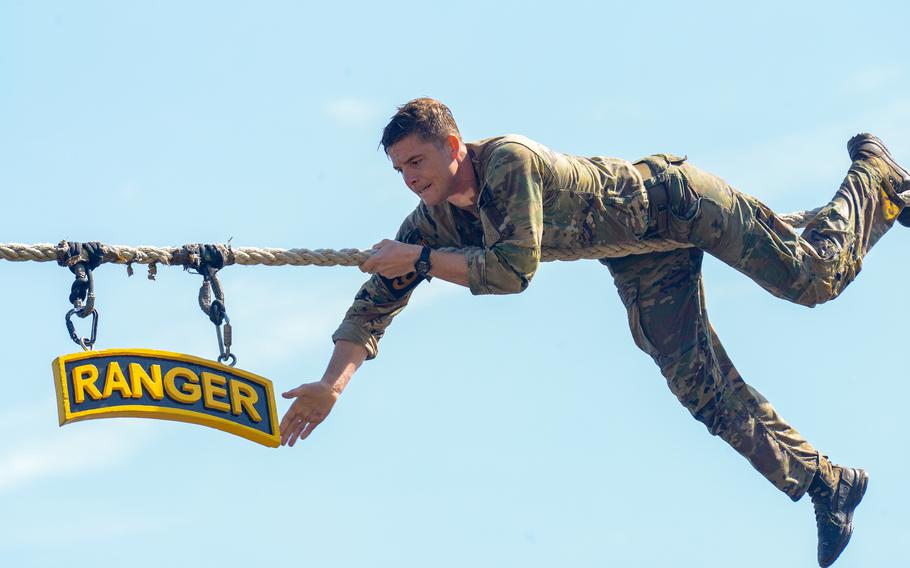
[414,245,432,277]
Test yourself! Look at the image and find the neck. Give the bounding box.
[446,148,480,210]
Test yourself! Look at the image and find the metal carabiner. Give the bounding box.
[218,352,237,367]
[215,313,236,366]
[186,244,237,366]
[66,307,99,350]
[60,241,104,350]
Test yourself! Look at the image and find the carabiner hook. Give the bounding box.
[215,313,236,366]
[66,307,99,350]
[184,243,238,366]
[59,241,105,350]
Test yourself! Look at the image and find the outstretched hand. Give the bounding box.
[280,381,339,446]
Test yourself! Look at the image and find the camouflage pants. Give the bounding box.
[603,155,897,500]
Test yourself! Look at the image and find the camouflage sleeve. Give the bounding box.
[331,207,436,360]
[465,142,545,295]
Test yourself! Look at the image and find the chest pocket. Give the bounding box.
[477,188,510,246]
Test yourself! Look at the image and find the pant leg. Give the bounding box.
[604,248,834,500]
[658,158,895,307]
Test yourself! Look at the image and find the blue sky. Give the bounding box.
[2,1,909,566]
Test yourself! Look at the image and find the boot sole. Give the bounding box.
[820,468,869,568]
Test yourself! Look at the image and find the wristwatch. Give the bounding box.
[414,245,432,277]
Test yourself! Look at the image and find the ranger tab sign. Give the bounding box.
[52,349,280,447]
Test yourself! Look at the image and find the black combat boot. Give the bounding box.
[809,465,869,567]
[847,132,910,226]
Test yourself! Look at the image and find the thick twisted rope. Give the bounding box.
[0,243,374,266]
[0,207,821,267]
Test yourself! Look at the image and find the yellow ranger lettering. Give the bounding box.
[102,361,132,398]
[202,372,230,412]
[230,380,261,423]
[129,363,164,400]
[73,364,102,403]
[164,366,201,404]
[53,349,279,447]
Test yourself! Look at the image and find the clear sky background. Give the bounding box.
[2,1,909,567]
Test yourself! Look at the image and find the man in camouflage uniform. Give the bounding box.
[280,98,910,567]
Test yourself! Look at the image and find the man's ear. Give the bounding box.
[446,134,461,159]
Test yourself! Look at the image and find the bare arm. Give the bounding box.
[427,249,468,287]
[279,339,368,447]
[281,240,466,447]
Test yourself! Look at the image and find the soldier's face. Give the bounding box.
[389,134,459,207]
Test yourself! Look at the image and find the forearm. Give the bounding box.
[280,340,366,447]
[428,249,469,287]
[320,339,369,394]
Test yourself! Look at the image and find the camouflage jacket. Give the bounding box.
[333,135,647,359]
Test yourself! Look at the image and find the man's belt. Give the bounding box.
[635,162,672,237]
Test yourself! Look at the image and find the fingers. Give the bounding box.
[362,239,395,273]
[278,380,336,446]
[286,418,307,447]
[281,409,308,446]
[360,248,381,273]
[279,391,306,433]
[299,421,319,441]
[281,387,301,399]
[279,406,299,437]
[282,414,324,447]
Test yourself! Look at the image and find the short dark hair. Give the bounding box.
[380,98,461,154]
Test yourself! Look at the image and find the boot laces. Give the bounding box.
[811,486,834,525]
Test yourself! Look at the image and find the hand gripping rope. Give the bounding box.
[0,207,820,268]
[1,206,821,353]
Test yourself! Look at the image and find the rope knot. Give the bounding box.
[56,240,105,271]
[179,243,234,273]
[56,241,105,308]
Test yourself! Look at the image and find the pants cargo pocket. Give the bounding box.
[616,279,662,360]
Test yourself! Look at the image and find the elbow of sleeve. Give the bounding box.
[495,274,533,295]
[466,246,538,296]
[332,322,379,360]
